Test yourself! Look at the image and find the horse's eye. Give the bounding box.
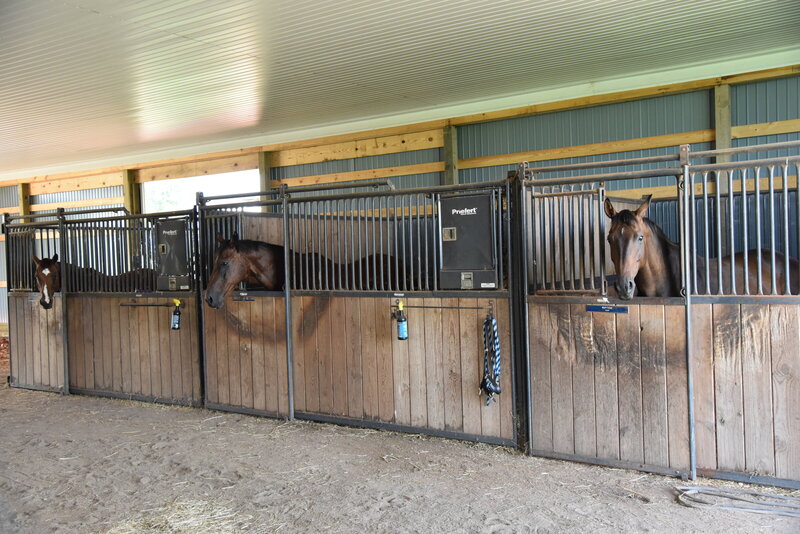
[220,261,229,267]
[638,235,644,242]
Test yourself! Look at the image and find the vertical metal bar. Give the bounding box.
[769,165,778,294]
[282,193,295,420]
[588,188,596,290]
[681,164,697,481]
[598,185,606,293]
[714,171,723,294]
[727,169,736,294]
[400,195,408,291]
[393,195,399,291]
[416,193,422,291]
[357,197,363,290]
[323,200,330,291]
[58,211,70,395]
[783,164,791,295]
[432,194,438,292]
[755,167,763,294]
[702,173,711,294]
[741,168,750,295]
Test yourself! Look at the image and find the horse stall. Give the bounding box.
[60,210,202,405]
[199,181,517,445]
[520,139,800,488]
[4,213,69,393]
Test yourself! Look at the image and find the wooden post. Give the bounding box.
[17,183,30,217]
[259,151,272,213]
[122,169,141,214]
[443,125,458,186]
[714,85,732,254]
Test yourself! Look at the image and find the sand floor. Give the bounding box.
[0,383,797,533]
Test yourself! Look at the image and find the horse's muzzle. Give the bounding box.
[205,294,223,309]
[615,279,635,300]
[39,298,54,310]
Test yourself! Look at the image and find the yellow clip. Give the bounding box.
[397,300,404,311]
[172,298,181,307]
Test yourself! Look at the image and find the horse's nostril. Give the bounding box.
[628,280,634,290]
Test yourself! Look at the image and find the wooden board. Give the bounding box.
[712,303,745,473]
[65,296,201,404]
[8,293,64,390]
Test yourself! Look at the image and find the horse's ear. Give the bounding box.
[52,253,58,262]
[603,198,616,219]
[231,232,239,243]
[215,234,225,245]
[634,194,653,218]
[33,255,41,267]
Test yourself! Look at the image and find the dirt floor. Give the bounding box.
[0,384,797,533]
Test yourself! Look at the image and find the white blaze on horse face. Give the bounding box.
[43,283,50,304]
[42,268,50,276]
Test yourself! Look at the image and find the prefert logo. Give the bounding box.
[452,207,477,215]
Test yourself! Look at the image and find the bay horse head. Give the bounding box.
[33,254,61,309]
[604,195,681,299]
[205,233,285,309]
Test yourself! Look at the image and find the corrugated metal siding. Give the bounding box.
[732,75,800,126]
[0,186,16,209]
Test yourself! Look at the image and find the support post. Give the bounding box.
[443,125,458,186]
[714,84,732,164]
[259,152,272,213]
[122,169,141,214]
[17,183,30,217]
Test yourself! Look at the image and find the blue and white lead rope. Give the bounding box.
[481,312,501,406]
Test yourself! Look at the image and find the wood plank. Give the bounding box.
[51,296,63,389]
[423,297,445,431]
[181,299,197,401]
[275,297,289,416]
[8,298,18,385]
[272,162,445,189]
[302,296,320,413]
[204,303,218,404]
[263,298,279,414]
[732,117,800,139]
[118,300,132,394]
[190,301,201,401]
[137,304,150,396]
[290,297,305,412]
[478,299,500,439]
[616,305,644,464]
[157,301,172,399]
[270,129,443,167]
[639,305,669,468]
[713,303,745,473]
[21,298,32,387]
[83,299,96,390]
[550,303,575,454]
[770,305,800,480]
[110,299,122,392]
[227,301,242,407]
[31,300,41,386]
[238,301,254,409]
[168,303,182,400]
[570,304,597,457]
[690,303,717,471]
[214,305,230,405]
[346,297,364,419]
[147,305,161,398]
[497,298,514,441]
[360,298,379,419]
[251,297,267,412]
[376,298,395,423]
[27,172,124,195]
[408,297,428,428]
[315,296,333,413]
[30,196,124,213]
[664,306,690,472]
[96,299,110,390]
[391,298,411,426]
[38,302,49,387]
[128,302,142,395]
[740,304,775,475]
[136,154,258,183]
[593,309,620,460]
[529,302,553,451]
[442,298,462,432]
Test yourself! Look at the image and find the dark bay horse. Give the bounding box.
[33,254,61,309]
[32,254,157,309]
[604,195,799,298]
[205,233,401,309]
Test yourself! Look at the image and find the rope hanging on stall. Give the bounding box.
[480,312,501,406]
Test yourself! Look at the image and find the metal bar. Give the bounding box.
[5,206,128,223]
[526,167,683,187]
[282,193,295,420]
[281,178,395,194]
[682,166,697,481]
[741,168,750,295]
[755,167,763,294]
[689,139,800,159]
[715,172,723,294]
[769,166,777,294]
[727,170,736,294]
[530,153,679,174]
[393,195,399,291]
[690,155,800,173]
[782,164,791,294]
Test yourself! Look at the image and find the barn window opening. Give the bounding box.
[142,169,261,213]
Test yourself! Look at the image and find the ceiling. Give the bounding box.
[1,0,798,181]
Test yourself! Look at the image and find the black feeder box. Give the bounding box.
[155,219,193,292]
[438,192,499,290]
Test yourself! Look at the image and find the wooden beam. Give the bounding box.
[269,129,443,168]
[443,125,458,185]
[258,151,272,213]
[271,162,445,188]
[27,172,124,196]
[459,130,715,170]
[17,183,30,216]
[122,169,141,214]
[30,196,124,212]
[732,118,800,139]
[135,154,259,183]
[714,84,732,163]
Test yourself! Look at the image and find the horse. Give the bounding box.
[33,254,61,309]
[205,233,404,309]
[32,254,158,309]
[604,195,800,298]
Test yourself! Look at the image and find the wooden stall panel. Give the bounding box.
[8,293,64,391]
[68,297,201,404]
[528,301,687,472]
[203,296,290,417]
[294,296,513,442]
